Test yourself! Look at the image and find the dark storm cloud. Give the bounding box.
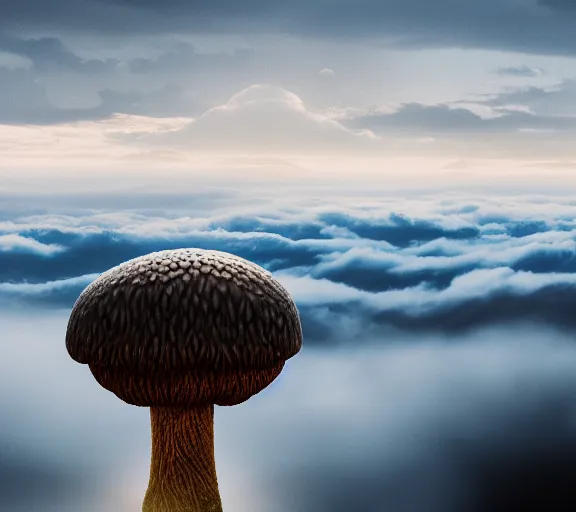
[2,0,576,56]
[2,195,576,338]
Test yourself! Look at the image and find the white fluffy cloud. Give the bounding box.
[318,68,335,77]
[0,234,63,255]
[134,84,380,154]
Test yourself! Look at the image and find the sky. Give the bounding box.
[2,0,576,189]
[2,2,576,512]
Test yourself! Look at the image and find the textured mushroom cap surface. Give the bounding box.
[66,248,302,372]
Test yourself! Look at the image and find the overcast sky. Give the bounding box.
[1,0,576,189]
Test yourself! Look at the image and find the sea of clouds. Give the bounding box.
[2,187,576,511]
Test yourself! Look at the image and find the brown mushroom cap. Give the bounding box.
[66,248,302,407]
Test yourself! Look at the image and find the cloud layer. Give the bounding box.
[3,190,576,341]
[127,84,378,154]
[3,189,576,512]
[3,0,576,56]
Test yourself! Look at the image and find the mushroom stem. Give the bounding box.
[143,405,223,512]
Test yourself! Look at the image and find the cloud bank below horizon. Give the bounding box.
[3,188,576,512]
[2,190,576,340]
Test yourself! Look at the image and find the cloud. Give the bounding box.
[3,192,576,338]
[292,270,576,338]
[0,274,98,307]
[127,41,252,76]
[0,33,119,74]
[338,98,576,158]
[0,68,60,124]
[538,0,576,11]
[0,35,247,122]
[129,84,378,153]
[0,441,92,512]
[495,65,545,78]
[5,308,576,512]
[479,80,576,117]
[0,68,135,124]
[343,102,576,136]
[96,86,203,118]
[3,0,576,56]
[0,33,251,83]
[0,51,31,69]
[0,83,385,162]
[0,113,191,170]
[317,210,479,245]
[0,65,202,124]
[0,310,148,512]
[0,234,63,255]
[259,329,576,512]
[317,68,335,78]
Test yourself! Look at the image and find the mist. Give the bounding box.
[3,308,576,512]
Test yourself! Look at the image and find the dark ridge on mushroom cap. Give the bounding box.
[66,249,302,371]
[90,361,285,407]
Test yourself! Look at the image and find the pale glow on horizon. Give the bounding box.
[1,84,575,193]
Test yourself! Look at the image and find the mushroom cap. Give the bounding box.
[89,362,286,407]
[66,248,302,373]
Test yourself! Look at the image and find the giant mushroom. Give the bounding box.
[66,248,302,512]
